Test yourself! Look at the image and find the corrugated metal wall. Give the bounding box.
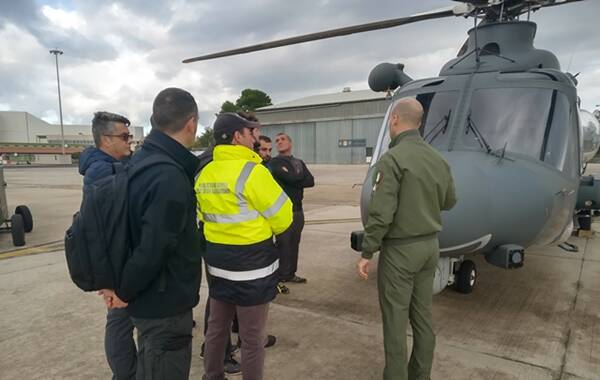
[257,99,389,164]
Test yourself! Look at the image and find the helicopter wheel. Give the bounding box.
[456,260,476,294]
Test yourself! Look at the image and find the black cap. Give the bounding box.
[213,112,260,144]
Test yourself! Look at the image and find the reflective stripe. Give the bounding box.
[203,210,259,223]
[207,260,279,281]
[261,191,289,218]
[235,162,256,213]
[202,161,259,224]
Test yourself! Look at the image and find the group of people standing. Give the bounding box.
[78,87,314,380]
[77,85,456,380]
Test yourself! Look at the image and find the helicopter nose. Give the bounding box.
[439,151,553,253]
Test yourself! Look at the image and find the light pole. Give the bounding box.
[49,48,65,155]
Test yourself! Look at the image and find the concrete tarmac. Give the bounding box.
[1,165,599,379]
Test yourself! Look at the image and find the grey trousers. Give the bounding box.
[203,298,269,380]
[276,210,305,281]
[132,310,194,380]
[105,308,136,380]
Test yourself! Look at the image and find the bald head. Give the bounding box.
[390,97,424,129]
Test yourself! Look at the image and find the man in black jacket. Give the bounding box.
[80,111,136,380]
[106,87,202,380]
[271,133,315,284]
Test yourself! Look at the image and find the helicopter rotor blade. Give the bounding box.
[182,8,457,63]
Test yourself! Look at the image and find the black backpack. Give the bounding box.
[65,155,174,291]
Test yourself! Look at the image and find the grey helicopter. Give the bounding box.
[183,0,600,294]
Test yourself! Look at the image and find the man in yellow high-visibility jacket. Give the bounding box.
[196,112,293,380]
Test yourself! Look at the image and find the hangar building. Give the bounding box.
[0,111,144,164]
[256,88,390,164]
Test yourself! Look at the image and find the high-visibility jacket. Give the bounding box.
[195,144,293,305]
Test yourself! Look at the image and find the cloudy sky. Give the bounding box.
[0,0,599,132]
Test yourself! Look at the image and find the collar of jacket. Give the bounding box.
[213,144,262,164]
[389,129,421,149]
[143,128,200,179]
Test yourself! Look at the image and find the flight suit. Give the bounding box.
[362,129,457,380]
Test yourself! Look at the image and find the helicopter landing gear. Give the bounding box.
[433,256,476,295]
[455,260,477,294]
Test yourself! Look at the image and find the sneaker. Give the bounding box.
[277,282,290,294]
[265,335,277,348]
[224,356,242,376]
[284,275,307,284]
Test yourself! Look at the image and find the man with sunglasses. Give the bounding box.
[79,111,136,379]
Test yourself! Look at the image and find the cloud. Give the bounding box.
[0,0,598,133]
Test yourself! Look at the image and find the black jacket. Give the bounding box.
[78,147,118,185]
[269,155,314,212]
[116,129,202,319]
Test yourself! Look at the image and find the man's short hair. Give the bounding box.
[259,135,271,143]
[91,111,130,147]
[150,88,198,134]
[275,132,291,142]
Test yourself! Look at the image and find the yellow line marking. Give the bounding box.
[305,218,361,225]
[0,240,63,260]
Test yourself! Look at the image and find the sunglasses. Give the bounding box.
[104,133,133,142]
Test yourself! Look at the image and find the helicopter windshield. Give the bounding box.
[373,91,458,162]
[465,88,577,172]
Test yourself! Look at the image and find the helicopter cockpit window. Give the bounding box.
[542,92,579,176]
[374,91,458,160]
[417,91,457,147]
[466,88,554,160]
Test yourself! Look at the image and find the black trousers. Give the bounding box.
[132,310,193,380]
[105,308,136,380]
[276,210,305,281]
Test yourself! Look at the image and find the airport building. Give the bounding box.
[0,111,144,164]
[256,88,390,164]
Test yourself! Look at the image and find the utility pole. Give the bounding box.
[49,48,65,155]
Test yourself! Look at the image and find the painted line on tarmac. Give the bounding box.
[0,220,361,259]
[305,218,361,225]
[0,240,64,260]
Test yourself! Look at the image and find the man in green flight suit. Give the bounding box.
[357,97,457,380]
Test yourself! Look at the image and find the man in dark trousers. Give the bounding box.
[79,111,135,380]
[357,97,457,380]
[105,87,203,380]
[270,133,314,284]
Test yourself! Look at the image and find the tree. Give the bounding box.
[220,88,272,113]
[190,127,214,149]
[235,89,272,112]
[220,101,237,113]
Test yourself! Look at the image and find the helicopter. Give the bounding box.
[183,0,600,294]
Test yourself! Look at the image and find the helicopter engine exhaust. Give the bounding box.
[368,63,412,92]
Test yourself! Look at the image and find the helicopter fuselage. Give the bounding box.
[361,30,583,259]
